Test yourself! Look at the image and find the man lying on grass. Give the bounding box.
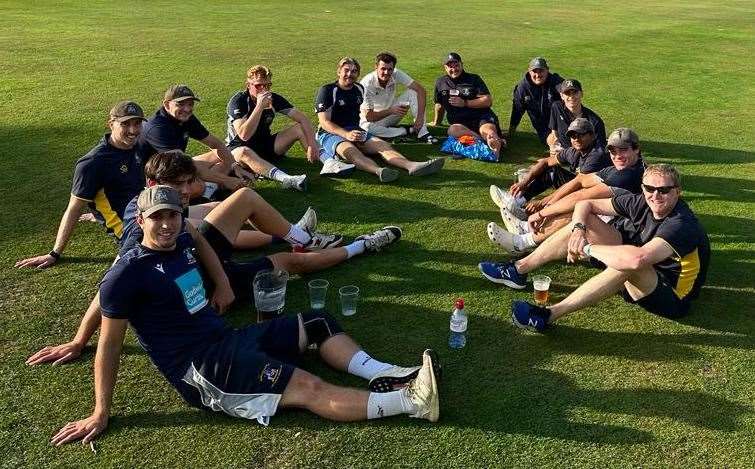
[49,186,440,446]
[480,164,710,331]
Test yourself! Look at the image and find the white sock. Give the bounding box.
[282,224,311,246]
[347,350,392,380]
[268,167,290,183]
[344,240,366,259]
[518,219,532,233]
[319,154,334,163]
[366,390,414,419]
[514,195,527,207]
[514,232,537,250]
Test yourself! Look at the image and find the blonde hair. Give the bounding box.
[337,57,360,74]
[246,65,272,81]
[644,163,681,187]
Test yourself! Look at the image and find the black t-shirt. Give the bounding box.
[557,143,610,175]
[595,158,645,193]
[70,134,146,239]
[434,72,495,124]
[100,232,228,383]
[611,193,710,302]
[226,90,294,146]
[314,82,364,130]
[548,102,606,150]
[140,107,210,154]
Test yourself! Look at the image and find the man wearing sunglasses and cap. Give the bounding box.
[141,84,247,197]
[481,159,710,332]
[547,79,606,157]
[15,101,150,269]
[226,65,316,191]
[431,52,506,160]
[508,57,564,145]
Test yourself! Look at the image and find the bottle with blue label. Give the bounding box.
[448,298,467,349]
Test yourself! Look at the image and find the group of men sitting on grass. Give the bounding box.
[17,52,709,444]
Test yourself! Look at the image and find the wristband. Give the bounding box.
[49,250,61,260]
[572,222,587,232]
[583,244,593,257]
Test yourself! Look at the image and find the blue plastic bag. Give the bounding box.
[440,136,498,162]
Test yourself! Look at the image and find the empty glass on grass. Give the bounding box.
[308,279,329,312]
[339,286,359,317]
[253,269,289,322]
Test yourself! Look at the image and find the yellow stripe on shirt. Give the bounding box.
[674,248,701,299]
[93,189,124,238]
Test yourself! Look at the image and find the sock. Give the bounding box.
[347,350,392,380]
[513,232,537,251]
[268,167,290,183]
[282,224,311,246]
[367,390,414,419]
[319,154,334,163]
[514,195,527,207]
[344,240,366,259]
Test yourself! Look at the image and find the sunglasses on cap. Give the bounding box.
[642,183,677,195]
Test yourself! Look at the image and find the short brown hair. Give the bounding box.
[246,65,272,81]
[375,52,397,66]
[644,163,681,187]
[145,150,197,183]
[337,57,360,74]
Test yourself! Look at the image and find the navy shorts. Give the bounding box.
[620,270,691,319]
[173,314,301,422]
[453,112,501,135]
[197,220,274,299]
[229,133,283,161]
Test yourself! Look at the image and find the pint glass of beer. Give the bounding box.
[532,275,552,306]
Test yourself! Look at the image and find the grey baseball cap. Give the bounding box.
[607,128,640,149]
[528,57,548,71]
[444,52,462,64]
[557,79,582,93]
[137,185,182,218]
[109,101,146,122]
[164,84,201,102]
[566,118,594,136]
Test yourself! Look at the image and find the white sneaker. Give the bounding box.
[378,167,400,183]
[294,207,317,233]
[295,231,343,252]
[499,207,529,235]
[356,226,402,252]
[404,349,439,422]
[408,158,445,176]
[368,365,421,392]
[282,174,308,192]
[417,132,439,144]
[489,185,528,220]
[487,222,525,255]
[320,159,355,178]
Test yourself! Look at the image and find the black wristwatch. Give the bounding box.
[572,222,587,232]
[48,250,61,260]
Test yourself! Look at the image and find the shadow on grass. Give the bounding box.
[642,141,754,166]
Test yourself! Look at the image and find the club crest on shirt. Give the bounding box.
[265,115,273,124]
[259,362,282,386]
[183,248,197,264]
[338,99,345,106]
[120,164,128,173]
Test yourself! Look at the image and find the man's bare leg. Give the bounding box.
[479,123,503,158]
[203,188,294,240]
[279,369,369,421]
[361,138,443,175]
[269,249,348,274]
[337,142,383,175]
[272,123,306,155]
[447,123,480,139]
[231,146,274,177]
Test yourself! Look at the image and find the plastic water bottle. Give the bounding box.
[448,298,467,349]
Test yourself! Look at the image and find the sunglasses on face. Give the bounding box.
[569,132,590,138]
[642,183,677,195]
[252,82,272,90]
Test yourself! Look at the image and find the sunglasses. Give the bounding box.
[252,82,272,90]
[568,132,590,138]
[642,183,677,194]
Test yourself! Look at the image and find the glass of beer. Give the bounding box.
[253,269,289,322]
[532,275,552,306]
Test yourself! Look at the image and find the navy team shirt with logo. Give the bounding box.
[434,71,496,124]
[509,71,564,144]
[314,82,364,130]
[611,193,710,302]
[99,232,228,384]
[595,158,645,194]
[140,107,210,154]
[549,101,607,150]
[557,142,611,175]
[70,133,146,239]
[226,90,294,148]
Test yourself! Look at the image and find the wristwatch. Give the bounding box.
[572,222,587,232]
[48,250,61,260]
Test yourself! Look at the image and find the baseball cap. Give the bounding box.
[557,79,582,93]
[109,101,146,122]
[444,52,462,64]
[164,84,201,103]
[137,185,183,218]
[607,128,640,150]
[528,57,549,71]
[566,118,594,136]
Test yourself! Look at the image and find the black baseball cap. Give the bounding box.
[557,79,582,93]
[528,57,548,71]
[164,84,201,103]
[109,101,146,123]
[566,118,595,136]
[444,52,462,64]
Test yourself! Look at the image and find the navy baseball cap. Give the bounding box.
[137,185,182,217]
[566,118,595,136]
[109,101,146,123]
[528,57,548,71]
[164,84,201,103]
[444,52,462,64]
[557,79,582,93]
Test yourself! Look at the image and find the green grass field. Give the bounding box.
[2,0,754,466]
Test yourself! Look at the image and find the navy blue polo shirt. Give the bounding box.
[434,71,495,124]
[100,232,229,383]
[549,101,607,150]
[509,71,564,144]
[70,133,146,239]
[595,158,645,194]
[226,90,294,147]
[140,107,210,154]
[314,82,364,130]
[611,194,710,302]
[558,142,611,175]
